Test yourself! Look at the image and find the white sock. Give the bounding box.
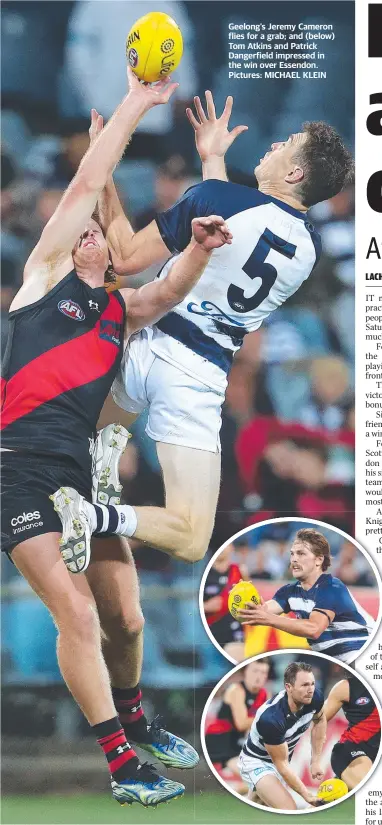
[90,502,138,538]
[113,505,138,538]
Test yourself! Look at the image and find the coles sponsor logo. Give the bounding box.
[58,299,85,321]
[11,510,43,534]
[356,696,370,705]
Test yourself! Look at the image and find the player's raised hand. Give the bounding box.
[186,91,248,162]
[127,66,179,108]
[191,216,233,251]
[89,109,104,145]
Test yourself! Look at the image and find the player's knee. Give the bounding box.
[102,608,145,643]
[179,533,208,563]
[56,599,100,643]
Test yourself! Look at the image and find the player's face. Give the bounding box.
[244,662,269,692]
[255,132,307,187]
[290,540,323,580]
[288,671,315,706]
[213,545,233,571]
[73,219,109,271]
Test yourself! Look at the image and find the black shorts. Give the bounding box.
[204,732,240,766]
[331,737,380,777]
[1,451,92,555]
[211,614,244,648]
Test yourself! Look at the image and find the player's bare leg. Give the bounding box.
[341,755,373,790]
[86,536,144,688]
[12,532,185,804]
[85,534,199,770]
[251,774,298,810]
[224,641,246,662]
[12,533,116,724]
[132,442,221,562]
[225,756,251,795]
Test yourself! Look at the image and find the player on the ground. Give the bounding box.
[236,528,374,664]
[54,92,354,572]
[238,661,325,810]
[205,660,269,791]
[203,544,247,659]
[324,676,381,790]
[0,70,233,807]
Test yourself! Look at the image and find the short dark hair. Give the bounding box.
[294,528,331,571]
[296,121,354,207]
[284,661,313,686]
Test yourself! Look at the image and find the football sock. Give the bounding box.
[93,716,140,782]
[112,685,152,744]
[84,501,137,538]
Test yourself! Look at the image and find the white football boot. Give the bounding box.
[92,423,131,505]
[50,487,92,573]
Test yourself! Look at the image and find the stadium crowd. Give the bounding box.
[1,1,355,694]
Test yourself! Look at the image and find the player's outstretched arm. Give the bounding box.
[323,680,349,722]
[310,711,326,781]
[121,215,232,333]
[265,743,319,806]
[186,91,248,182]
[24,69,177,280]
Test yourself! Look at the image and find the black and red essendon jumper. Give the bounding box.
[339,678,381,747]
[205,562,243,626]
[1,271,126,473]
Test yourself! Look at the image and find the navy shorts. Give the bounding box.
[1,451,92,555]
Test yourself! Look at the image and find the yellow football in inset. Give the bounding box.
[228,581,261,623]
[126,12,183,83]
[317,778,348,804]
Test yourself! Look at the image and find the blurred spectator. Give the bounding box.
[2,1,74,131]
[332,540,375,587]
[298,356,351,432]
[46,121,89,188]
[135,155,193,229]
[63,1,197,159]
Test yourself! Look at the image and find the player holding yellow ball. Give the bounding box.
[228,581,261,621]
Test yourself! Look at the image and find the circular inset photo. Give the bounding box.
[200,518,381,664]
[201,651,381,814]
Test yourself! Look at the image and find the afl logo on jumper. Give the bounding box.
[356,696,370,705]
[58,299,85,321]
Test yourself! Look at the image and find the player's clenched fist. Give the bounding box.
[191,215,233,251]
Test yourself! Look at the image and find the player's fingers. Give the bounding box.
[186,107,200,130]
[228,125,249,144]
[162,82,179,101]
[221,95,234,122]
[205,90,216,120]
[194,96,207,122]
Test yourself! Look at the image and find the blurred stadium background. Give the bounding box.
[203,521,379,662]
[1,0,355,822]
[203,655,368,808]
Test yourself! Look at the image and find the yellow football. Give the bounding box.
[228,581,261,622]
[317,778,348,804]
[126,11,183,83]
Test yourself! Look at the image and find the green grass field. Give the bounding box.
[1,793,355,825]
